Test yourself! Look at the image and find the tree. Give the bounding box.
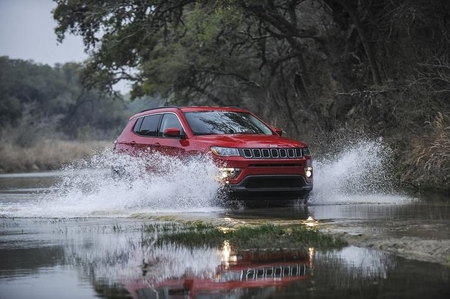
[52,0,450,138]
[0,57,130,143]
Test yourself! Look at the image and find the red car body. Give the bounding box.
[114,106,313,200]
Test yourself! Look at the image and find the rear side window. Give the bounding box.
[135,114,161,136]
[132,117,144,133]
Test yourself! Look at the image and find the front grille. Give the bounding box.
[240,148,303,159]
[248,163,303,167]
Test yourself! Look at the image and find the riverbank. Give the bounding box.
[0,140,111,173]
[323,221,450,267]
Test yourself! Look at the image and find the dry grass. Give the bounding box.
[0,139,111,173]
[403,112,450,191]
[417,113,450,171]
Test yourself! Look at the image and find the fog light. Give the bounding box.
[305,167,313,178]
[216,168,241,181]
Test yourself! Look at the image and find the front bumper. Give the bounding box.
[220,175,313,200]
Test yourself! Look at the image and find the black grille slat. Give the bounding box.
[288,149,295,157]
[270,149,279,158]
[245,177,304,188]
[240,148,304,159]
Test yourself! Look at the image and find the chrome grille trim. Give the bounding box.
[271,149,278,158]
[239,148,304,159]
[252,149,261,158]
[243,149,252,158]
[287,149,295,158]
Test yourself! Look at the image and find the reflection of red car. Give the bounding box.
[114,106,313,200]
[125,250,310,298]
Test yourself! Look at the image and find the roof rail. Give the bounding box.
[139,106,180,113]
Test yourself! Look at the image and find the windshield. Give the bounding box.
[184,111,274,136]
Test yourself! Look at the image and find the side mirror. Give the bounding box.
[273,127,283,136]
[163,127,183,138]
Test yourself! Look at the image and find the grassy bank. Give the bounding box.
[0,139,111,173]
[399,112,450,195]
[144,222,347,249]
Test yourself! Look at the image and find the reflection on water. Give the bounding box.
[309,201,450,221]
[0,218,449,299]
[126,248,310,298]
[311,249,450,299]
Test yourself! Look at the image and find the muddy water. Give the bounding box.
[0,171,449,299]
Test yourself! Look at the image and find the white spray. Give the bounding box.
[310,138,410,204]
[30,150,223,217]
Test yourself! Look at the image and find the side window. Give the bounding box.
[159,114,182,137]
[132,117,144,134]
[137,114,161,136]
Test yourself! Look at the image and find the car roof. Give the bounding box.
[130,106,249,119]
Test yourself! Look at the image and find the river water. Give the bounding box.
[0,140,449,299]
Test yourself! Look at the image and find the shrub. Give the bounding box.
[404,112,450,192]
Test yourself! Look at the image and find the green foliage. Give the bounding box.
[51,0,450,125]
[0,56,134,143]
[144,222,346,249]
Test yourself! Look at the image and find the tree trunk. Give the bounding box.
[341,1,383,85]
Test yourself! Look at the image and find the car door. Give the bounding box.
[154,113,190,158]
[130,114,162,155]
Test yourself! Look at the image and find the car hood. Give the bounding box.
[193,134,307,148]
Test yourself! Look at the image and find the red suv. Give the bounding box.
[114,106,313,200]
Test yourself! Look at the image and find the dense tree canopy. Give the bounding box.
[0,57,163,145]
[53,0,450,135]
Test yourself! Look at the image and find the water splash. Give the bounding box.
[1,138,413,218]
[26,150,224,218]
[310,138,411,204]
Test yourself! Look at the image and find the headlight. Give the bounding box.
[211,146,240,157]
[303,147,311,156]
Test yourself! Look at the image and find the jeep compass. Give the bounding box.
[114,106,313,200]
